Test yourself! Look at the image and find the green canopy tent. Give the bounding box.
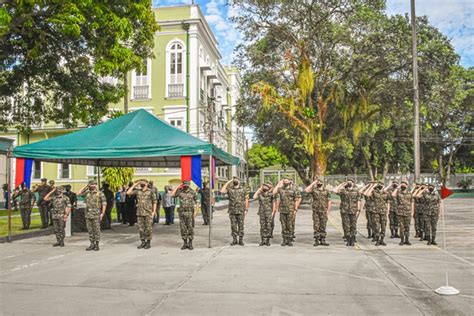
[11,109,240,246]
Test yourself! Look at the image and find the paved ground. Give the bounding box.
[0,199,473,316]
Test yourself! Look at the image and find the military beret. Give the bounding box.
[40,178,47,182]
[347,178,355,183]
[49,180,55,185]
[401,181,408,185]
[89,180,97,185]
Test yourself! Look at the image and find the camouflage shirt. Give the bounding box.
[82,190,106,219]
[15,189,35,208]
[50,194,71,219]
[257,190,274,216]
[199,187,211,206]
[227,186,249,215]
[132,189,157,216]
[277,186,301,214]
[423,191,440,216]
[175,188,197,213]
[311,187,330,212]
[337,188,361,215]
[36,184,51,201]
[364,195,374,213]
[396,190,413,217]
[386,187,398,213]
[372,190,389,214]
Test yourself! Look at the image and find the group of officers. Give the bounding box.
[11,175,441,250]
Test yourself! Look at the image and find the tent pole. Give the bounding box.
[6,147,13,243]
[208,154,213,248]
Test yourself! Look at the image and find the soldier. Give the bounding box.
[149,181,162,224]
[125,181,137,226]
[78,180,106,251]
[172,181,199,250]
[127,180,157,249]
[273,178,301,247]
[198,182,213,225]
[47,180,56,226]
[253,182,275,246]
[419,184,441,245]
[412,182,424,239]
[221,177,249,246]
[13,183,36,230]
[64,185,77,214]
[32,178,51,229]
[387,181,400,238]
[364,181,389,246]
[360,182,376,239]
[44,186,71,247]
[305,178,331,246]
[393,181,413,245]
[335,180,361,246]
[101,182,114,229]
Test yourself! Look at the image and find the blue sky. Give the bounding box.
[153,0,473,67]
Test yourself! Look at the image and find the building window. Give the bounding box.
[169,118,184,130]
[132,59,151,100]
[167,41,185,98]
[58,163,71,179]
[32,160,42,179]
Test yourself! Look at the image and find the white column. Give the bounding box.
[189,26,199,137]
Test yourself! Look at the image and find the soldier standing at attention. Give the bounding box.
[78,180,106,251]
[172,181,199,250]
[359,182,375,239]
[32,178,51,229]
[364,181,389,246]
[221,177,249,246]
[273,178,301,247]
[198,182,213,225]
[305,178,331,246]
[253,182,275,246]
[149,181,161,224]
[101,182,114,229]
[127,180,157,249]
[412,182,423,239]
[13,183,35,230]
[334,180,361,247]
[418,184,441,245]
[387,181,400,238]
[44,186,71,247]
[392,181,413,246]
[47,180,56,226]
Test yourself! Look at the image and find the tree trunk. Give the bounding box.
[383,161,389,179]
[123,72,129,114]
[311,140,326,179]
[446,146,455,186]
[362,151,374,181]
[438,154,444,183]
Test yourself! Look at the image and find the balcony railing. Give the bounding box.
[168,84,184,97]
[133,86,149,100]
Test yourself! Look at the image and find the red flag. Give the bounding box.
[181,156,192,181]
[15,158,25,187]
[440,186,453,199]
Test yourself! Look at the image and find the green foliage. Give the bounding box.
[246,144,288,175]
[457,179,472,192]
[102,167,135,192]
[0,0,159,132]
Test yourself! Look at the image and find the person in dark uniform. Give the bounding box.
[63,185,77,224]
[125,181,137,226]
[101,182,114,229]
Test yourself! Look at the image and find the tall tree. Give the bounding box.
[246,144,288,177]
[0,0,158,132]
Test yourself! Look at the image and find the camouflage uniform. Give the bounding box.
[50,193,71,243]
[396,189,413,243]
[277,185,301,244]
[413,188,424,238]
[364,194,374,238]
[310,186,330,240]
[336,188,361,244]
[82,189,106,243]
[387,187,399,237]
[371,189,389,243]
[257,190,274,240]
[36,183,51,228]
[132,188,157,241]
[175,187,198,240]
[199,187,211,224]
[227,186,248,240]
[422,190,440,244]
[14,189,35,229]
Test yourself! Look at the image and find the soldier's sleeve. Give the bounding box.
[335,188,344,197]
[151,191,157,204]
[193,190,198,203]
[100,192,107,207]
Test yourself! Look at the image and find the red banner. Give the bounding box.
[440,186,453,199]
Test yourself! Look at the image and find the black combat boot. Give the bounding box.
[94,242,99,251]
[394,229,400,238]
[281,238,287,246]
[404,236,411,245]
[137,239,146,249]
[399,237,405,246]
[188,239,193,250]
[419,232,424,241]
[320,237,329,246]
[181,239,188,250]
[375,236,381,246]
[265,238,271,246]
[60,239,65,247]
[346,237,351,246]
[414,230,420,238]
[431,235,437,246]
[287,238,293,246]
[350,236,355,246]
[313,237,320,247]
[144,240,151,249]
[379,237,386,246]
[231,236,238,246]
[239,236,244,246]
[426,235,431,245]
[390,229,395,238]
[86,242,95,251]
[259,237,265,246]
[53,241,61,247]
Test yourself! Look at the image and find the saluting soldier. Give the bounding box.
[412,182,423,239]
[172,181,199,250]
[13,182,36,230]
[392,181,414,245]
[364,181,389,246]
[32,178,52,229]
[305,178,331,246]
[221,177,249,246]
[387,181,400,238]
[273,177,301,247]
[253,182,275,246]
[44,186,71,247]
[78,180,106,251]
[360,182,375,239]
[335,180,361,247]
[127,180,157,249]
[419,184,441,245]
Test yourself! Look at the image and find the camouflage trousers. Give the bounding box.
[340,211,349,238]
[270,212,276,237]
[259,212,273,238]
[414,211,424,234]
[365,210,372,231]
[179,212,194,240]
[372,213,387,239]
[52,218,65,242]
[399,215,411,240]
[280,212,293,239]
[312,211,328,239]
[423,214,438,239]
[201,203,212,224]
[137,215,153,240]
[229,213,245,238]
[389,211,399,230]
[86,217,101,242]
[20,207,32,228]
[342,213,357,238]
[38,202,49,228]
[291,211,297,237]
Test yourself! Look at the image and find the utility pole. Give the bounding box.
[206,97,215,248]
[411,0,421,181]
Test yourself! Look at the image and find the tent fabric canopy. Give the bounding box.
[13,109,239,167]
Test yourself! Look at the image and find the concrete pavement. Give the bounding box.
[0,199,473,315]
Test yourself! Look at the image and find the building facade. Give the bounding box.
[1,4,246,193]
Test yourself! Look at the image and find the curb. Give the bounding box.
[0,227,54,243]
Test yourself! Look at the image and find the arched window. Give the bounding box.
[167,41,185,97]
